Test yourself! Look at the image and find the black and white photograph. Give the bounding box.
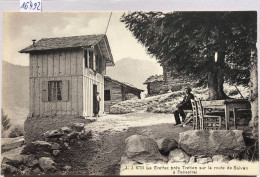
[1,11,259,176]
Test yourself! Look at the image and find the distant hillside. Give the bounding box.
[2,60,29,125]
[106,58,163,91]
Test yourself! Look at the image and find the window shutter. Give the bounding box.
[93,54,96,71]
[42,81,49,102]
[62,80,69,102]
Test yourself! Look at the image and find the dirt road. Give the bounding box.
[56,111,192,175]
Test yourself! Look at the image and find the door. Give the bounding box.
[93,84,97,114]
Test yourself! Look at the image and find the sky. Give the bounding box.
[3,12,160,67]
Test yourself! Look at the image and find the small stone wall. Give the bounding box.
[24,116,93,143]
[149,81,165,95]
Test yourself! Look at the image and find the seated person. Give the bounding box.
[174,87,194,125]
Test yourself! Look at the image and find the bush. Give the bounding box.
[8,125,24,138]
[2,109,11,131]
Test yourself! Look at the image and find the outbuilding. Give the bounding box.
[104,76,144,112]
[143,75,164,95]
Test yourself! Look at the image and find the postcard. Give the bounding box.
[1,11,259,176]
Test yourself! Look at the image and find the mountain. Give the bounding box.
[2,61,29,126]
[106,58,163,92]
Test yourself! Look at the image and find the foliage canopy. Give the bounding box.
[121,12,257,85]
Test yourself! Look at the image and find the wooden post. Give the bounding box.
[225,105,230,130]
[233,108,237,130]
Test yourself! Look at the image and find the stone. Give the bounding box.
[21,141,53,155]
[36,151,53,159]
[18,164,26,171]
[50,142,60,150]
[60,126,72,134]
[71,123,85,132]
[27,159,39,167]
[32,167,42,174]
[120,156,138,166]
[156,138,178,155]
[2,156,24,167]
[67,132,80,139]
[212,155,230,163]
[79,129,92,139]
[46,137,59,142]
[64,142,69,148]
[1,137,25,152]
[197,157,212,164]
[188,156,196,164]
[168,149,190,163]
[2,154,38,168]
[125,135,167,163]
[179,130,246,157]
[23,155,38,167]
[1,164,21,175]
[43,130,63,139]
[21,167,32,175]
[59,134,69,142]
[38,157,56,173]
[53,150,60,156]
[63,165,72,171]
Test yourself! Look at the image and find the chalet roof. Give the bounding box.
[20,34,114,66]
[143,75,164,84]
[104,76,144,92]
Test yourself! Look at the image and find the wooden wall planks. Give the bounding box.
[29,48,105,117]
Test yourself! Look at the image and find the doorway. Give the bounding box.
[93,84,97,115]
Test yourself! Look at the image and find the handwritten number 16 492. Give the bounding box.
[20,1,41,10]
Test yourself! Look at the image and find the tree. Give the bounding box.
[121,12,257,100]
[249,49,258,137]
[2,109,11,131]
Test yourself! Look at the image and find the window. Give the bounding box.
[84,50,88,68]
[85,49,98,71]
[42,80,69,102]
[104,90,111,101]
[48,81,62,101]
[89,50,94,69]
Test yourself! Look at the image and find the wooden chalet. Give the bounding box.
[144,66,194,95]
[104,76,144,112]
[143,75,164,95]
[20,34,114,118]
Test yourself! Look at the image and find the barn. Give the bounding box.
[143,75,164,95]
[144,66,193,96]
[20,34,114,141]
[104,76,144,112]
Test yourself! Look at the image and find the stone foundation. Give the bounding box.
[24,116,93,143]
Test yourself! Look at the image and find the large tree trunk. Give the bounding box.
[208,51,229,100]
[249,49,258,139]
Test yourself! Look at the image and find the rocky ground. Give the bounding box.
[1,111,192,175]
[59,112,192,175]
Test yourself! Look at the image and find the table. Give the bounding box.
[201,99,251,130]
